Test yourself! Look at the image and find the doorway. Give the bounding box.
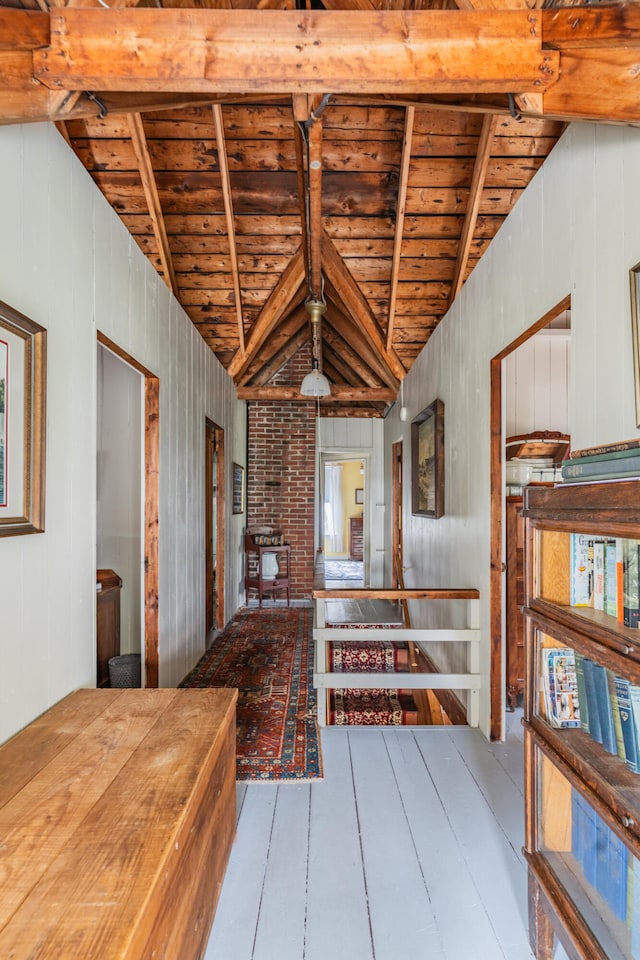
[321,456,366,578]
[97,333,159,687]
[489,296,571,739]
[205,419,225,638]
[391,440,403,586]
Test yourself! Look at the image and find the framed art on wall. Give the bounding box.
[232,462,245,515]
[0,300,47,537]
[411,398,444,518]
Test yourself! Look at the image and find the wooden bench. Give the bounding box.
[0,687,237,960]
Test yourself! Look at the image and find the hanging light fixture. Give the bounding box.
[300,297,331,397]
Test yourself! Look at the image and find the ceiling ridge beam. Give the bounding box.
[448,112,496,307]
[212,103,245,356]
[386,104,414,353]
[127,111,179,298]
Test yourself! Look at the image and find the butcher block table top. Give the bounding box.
[0,687,237,960]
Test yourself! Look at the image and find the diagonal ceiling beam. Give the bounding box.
[321,230,405,385]
[212,102,245,356]
[128,111,179,298]
[227,248,306,380]
[448,112,496,307]
[386,104,414,353]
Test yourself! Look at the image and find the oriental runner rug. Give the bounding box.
[328,636,418,725]
[180,606,323,783]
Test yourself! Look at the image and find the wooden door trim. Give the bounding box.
[205,418,225,634]
[97,331,159,688]
[489,295,570,740]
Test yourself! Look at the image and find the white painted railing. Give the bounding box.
[312,584,481,727]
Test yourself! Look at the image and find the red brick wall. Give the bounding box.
[246,345,317,600]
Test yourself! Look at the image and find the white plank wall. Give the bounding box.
[206,720,542,960]
[504,330,570,438]
[384,123,640,738]
[0,123,246,744]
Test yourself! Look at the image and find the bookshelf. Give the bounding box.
[522,480,640,960]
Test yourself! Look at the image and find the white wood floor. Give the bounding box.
[204,712,556,960]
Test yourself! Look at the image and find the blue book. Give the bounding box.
[574,652,589,734]
[582,658,602,744]
[592,662,617,755]
[571,788,584,867]
[595,813,611,904]
[608,828,629,922]
[632,856,640,958]
[581,797,599,888]
[615,676,639,773]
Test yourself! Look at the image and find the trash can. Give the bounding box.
[108,653,141,688]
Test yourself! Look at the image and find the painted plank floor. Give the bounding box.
[204,712,566,960]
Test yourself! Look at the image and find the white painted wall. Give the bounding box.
[385,123,640,737]
[319,417,385,586]
[504,329,571,438]
[0,123,246,745]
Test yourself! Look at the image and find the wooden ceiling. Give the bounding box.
[1,0,638,415]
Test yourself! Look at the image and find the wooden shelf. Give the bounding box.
[523,480,640,960]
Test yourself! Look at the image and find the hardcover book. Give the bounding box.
[570,534,594,607]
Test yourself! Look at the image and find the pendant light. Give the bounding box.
[300,297,331,397]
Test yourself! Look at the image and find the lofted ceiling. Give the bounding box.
[0,0,638,416]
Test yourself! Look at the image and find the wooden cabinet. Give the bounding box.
[505,495,525,710]
[349,516,363,561]
[0,688,237,960]
[522,480,640,960]
[96,569,122,687]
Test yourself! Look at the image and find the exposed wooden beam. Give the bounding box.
[386,104,414,353]
[237,384,396,401]
[448,112,496,307]
[227,248,306,379]
[249,325,310,387]
[127,111,179,298]
[33,10,559,95]
[212,103,245,356]
[307,99,324,302]
[322,230,405,385]
[292,95,311,285]
[323,311,391,389]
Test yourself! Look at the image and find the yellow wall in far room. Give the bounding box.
[325,459,364,557]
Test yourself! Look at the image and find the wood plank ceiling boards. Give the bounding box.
[1,1,637,416]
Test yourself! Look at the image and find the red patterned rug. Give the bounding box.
[327,639,418,725]
[180,606,323,782]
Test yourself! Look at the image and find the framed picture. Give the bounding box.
[232,462,245,515]
[630,262,640,428]
[411,399,444,518]
[355,487,363,504]
[0,301,46,537]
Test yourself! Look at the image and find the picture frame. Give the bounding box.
[355,487,363,504]
[232,462,245,515]
[630,262,640,428]
[0,300,47,537]
[411,399,444,518]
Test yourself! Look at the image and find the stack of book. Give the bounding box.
[571,789,634,929]
[569,533,640,629]
[562,439,640,484]
[541,645,640,775]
